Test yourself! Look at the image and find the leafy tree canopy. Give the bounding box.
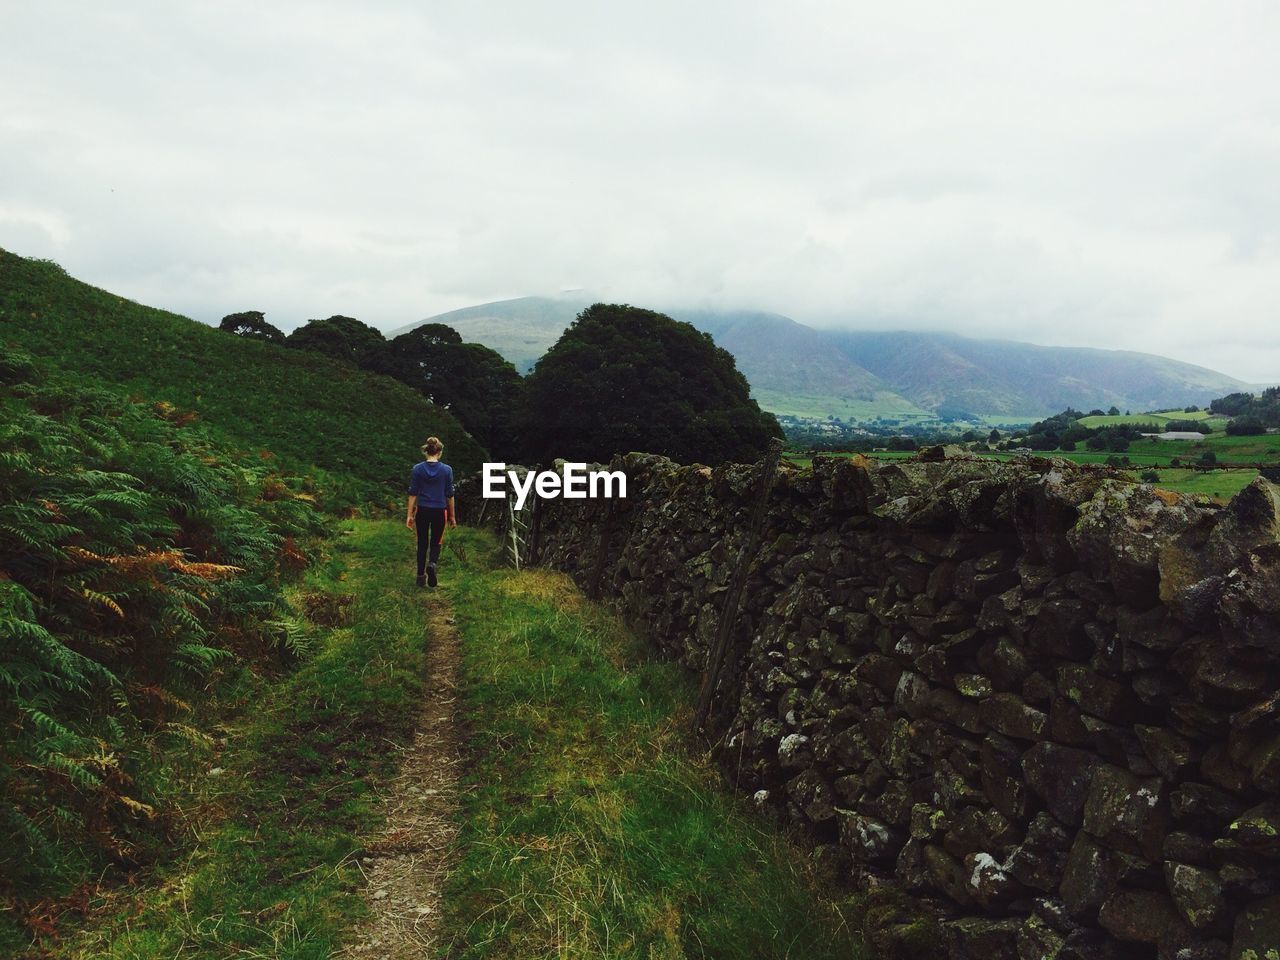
[381,325,523,455]
[218,310,285,344]
[285,315,386,367]
[517,303,782,466]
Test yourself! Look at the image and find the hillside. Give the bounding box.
[400,297,1247,421]
[672,309,926,419]
[390,295,592,374]
[0,249,484,501]
[831,329,1247,417]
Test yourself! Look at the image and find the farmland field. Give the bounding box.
[784,446,1268,502]
[1076,410,1230,431]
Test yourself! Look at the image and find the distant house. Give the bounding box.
[1141,431,1206,441]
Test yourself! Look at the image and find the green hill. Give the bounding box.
[0,249,484,504]
[400,296,1247,421]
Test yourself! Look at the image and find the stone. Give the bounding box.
[1165,862,1227,931]
[777,733,812,769]
[1171,783,1246,832]
[956,672,995,698]
[1082,765,1168,861]
[1030,598,1094,659]
[1228,895,1280,960]
[785,769,836,822]
[1218,862,1280,901]
[837,810,901,865]
[1059,928,1130,960]
[1137,725,1198,782]
[965,852,1022,911]
[1220,543,1280,655]
[1061,833,1114,922]
[1023,670,1057,706]
[910,802,950,842]
[1018,915,1067,960]
[1226,801,1280,859]
[1097,889,1193,949]
[980,693,1049,741]
[925,844,975,906]
[1023,742,1101,826]
[1174,942,1229,960]
[1202,743,1253,793]
[981,734,1032,821]
[944,805,1021,859]
[946,916,1022,959]
[1244,729,1280,793]
[893,670,932,719]
[1056,664,1133,723]
[1165,831,1216,866]
[1008,814,1073,892]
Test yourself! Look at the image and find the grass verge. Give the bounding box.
[14,519,430,959]
[439,526,869,959]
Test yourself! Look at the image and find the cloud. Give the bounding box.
[2,0,1278,380]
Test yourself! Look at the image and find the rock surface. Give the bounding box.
[474,451,1280,960]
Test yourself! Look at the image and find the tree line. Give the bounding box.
[220,304,782,467]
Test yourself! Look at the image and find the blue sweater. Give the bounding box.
[408,460,454,509]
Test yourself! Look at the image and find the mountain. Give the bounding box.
[669,310,925,419]
[391,295,591,374]
[397,297,1247,421]
[0,248,485,498]
[829,331,1246,418]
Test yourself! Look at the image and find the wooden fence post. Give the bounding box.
[694,438,784,734]
[506,497,522,571]
[587,495,620,600]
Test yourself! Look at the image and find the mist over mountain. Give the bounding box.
[394,298,1247,420]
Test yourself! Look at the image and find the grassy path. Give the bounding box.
[17,520,870,959]
[344,589,462,957]
[438,526,868,959]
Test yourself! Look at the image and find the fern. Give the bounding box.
[0,347,330,891]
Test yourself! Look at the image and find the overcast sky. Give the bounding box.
[3,1,1278,380]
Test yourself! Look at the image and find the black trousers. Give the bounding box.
[415,507,447,575]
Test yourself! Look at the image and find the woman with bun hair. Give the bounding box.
[406,436,456,587]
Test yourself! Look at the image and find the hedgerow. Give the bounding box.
[0,347,326,892]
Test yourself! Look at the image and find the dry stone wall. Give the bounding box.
[471,452,1280,960]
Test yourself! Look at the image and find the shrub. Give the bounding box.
[1226,415,1266,436]
[0,349,326,890]
[517,303,781,466]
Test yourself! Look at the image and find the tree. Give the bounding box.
[381,324,524,454]
[1140,469,1159,483]
[1199,450,1217,466]
[219,310,284,344]
[517,303,781,466]
[285,315,386,367]
[988,428,1001,444]
[1059,439,1076,451]
[1226,415,1266,436]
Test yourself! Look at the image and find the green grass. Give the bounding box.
[754,389,928,421]
[440,530,874,959]
[1140,468,1258,499]
[19,522,889,958]
[0,249,484,504]
[1075,410,1229,430]
[14,520,430,959]
[783,449,1262,502]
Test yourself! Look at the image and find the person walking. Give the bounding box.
[406,436,456,587]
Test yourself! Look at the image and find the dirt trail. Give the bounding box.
[343,593,462,958]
